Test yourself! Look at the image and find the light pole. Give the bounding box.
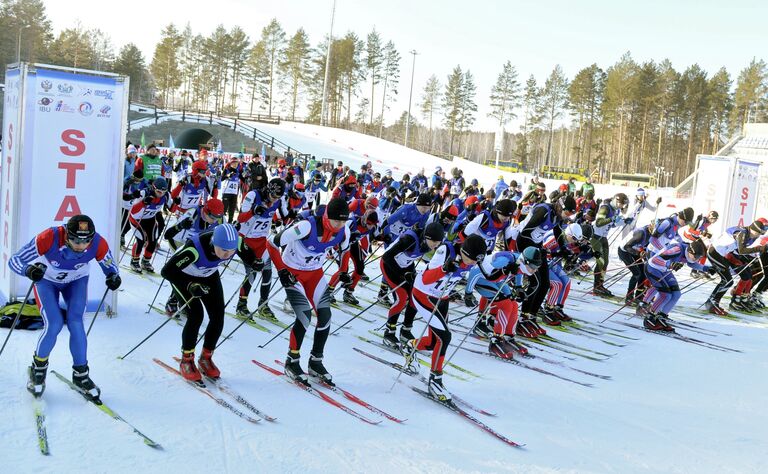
[16,25,29,63]
[404,49,418,148]
[654,165,664,188]
[320,0,337,127]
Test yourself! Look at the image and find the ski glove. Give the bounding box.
[338,272,352,285]
[656,197,662,204]
[173,197,182,205]
[179,218,193,230]
[512,286,527,301]
[25,263,47,282]
[253,205,267,215]
[278,268,297,287]
[252,258,265,272]
[142,195,154,205]
[671,262,684,271]
[132,189,142,199]
[624,217,634,225]
[105,273,122,290]
[442,259,459,274]
[501,262,519,276]
[187,282,209,297]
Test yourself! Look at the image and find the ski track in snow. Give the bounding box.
[2,125,768,473]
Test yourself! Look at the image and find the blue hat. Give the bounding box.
[212,224,239,251]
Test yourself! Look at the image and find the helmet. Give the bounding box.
[153,176,168,191]
[471,179,479,186]
[451,167,460,178]
[441,205,459,221]
[565,223,583,241]
[749,220,766,234]
[267,178,286,197]
[614,193,629,208]
[363,209,379,226]
[192,160,208,174]
[326,197,351,221]
[204,198,224,218]
[494,199,515,217]
[434,166,442,173]
[386,186,398,196]
[66,215,95,243]
[402,173,411,182]
[678,226,701,244]
[559,183,568,193]
[460,234,487,261]
[423,222,445,242]
[679,207,694,224]
[374,172,381,179]
[390,182,401,191]
[212,223,239,251]
[294,183,305,192]
[464,195,479,209]
[521,246,543,267]
[416,193,432,206]
[580,223,594,240]
[365,196,379,209]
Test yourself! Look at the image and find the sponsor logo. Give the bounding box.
[57,83,74,95]
[40,80,53,92]
[55,100,75,113]
[50,260,60,268]
[78,102,94,116]
[79,86,92,96]
[97,105,112,118]
[95,89,114,100]
[38,97,52,112]
[74,263,86,270]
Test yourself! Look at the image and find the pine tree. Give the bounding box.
[540,65,569,166]
[419,74,442,150]
[568,64,604,168]
[0,0,52,67]
[518,75,541,170]
[280,28,311,120]
[245,40,269,115]
[731,58,768,130]
[226,26,250,113]
[458,70,478,156]
[489,60,521,126]
[378,40,400,137]
[442,65,465,155]
[151,23,183,107]
[48,25,96,69]
[260,18,287,116]
[112,43,148,101]
[365,29,383,126]
[707,67,733,153]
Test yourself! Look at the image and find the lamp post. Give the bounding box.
[403,49,418,148]
[320,0,337,127]
[654,165,664,188]
[16,25,29,63]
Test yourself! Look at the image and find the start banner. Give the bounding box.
[0,63,128,310]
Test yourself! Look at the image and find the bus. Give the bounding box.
[485,160,523,173]
[541,165,588,181]
[609,173,657,189]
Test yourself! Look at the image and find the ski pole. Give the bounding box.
[220,281,282,350]
[695,254,760,310]
[145,278,167,314]
[86,287,111,337]
[0,281,35,358]
[329,281,407,336]
[444,277,511,367]
[388,284,452,392]
[118,297,198,360]
[224,270,259,310]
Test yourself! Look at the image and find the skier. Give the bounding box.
[170,160,216,214]
[641,227,708,331]
[618,223,653,305]
[267,198,351,385]
[590,192,631,297]
[10,215,121,398]
[648,207,694,254]
[380,222,446,346]
[328,206,379,306]
[459,198,517,257]
[304,172,328,210]
[540,223,592,324]
[466,247,542,357]
[161,224,239,381]
[120,170,145,247]
[380,193,432,245]
[402,234,487,401]
[129,176,170,273]
[220,157,242,223]
[235,178,287,323]
[620,188,661,238]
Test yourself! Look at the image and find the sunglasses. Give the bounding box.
[69,236,93,245]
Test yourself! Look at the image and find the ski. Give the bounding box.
[171,358,277,422]
[225,311,272,333]
[352,347,495,416]
[459,347,594,387]
[666,319,732,336]
[251,359,382,425]
[153,358,261,424]
[546,322,627,347]
[410,387,523,448]
[539,334,617,358]
[329,301,376,323]
[610,321,742,353]
[519,335,607,361]
[50,370,162,449]
[31,397,50,455]
[273,360,406,423]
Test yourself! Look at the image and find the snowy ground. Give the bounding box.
[1,245,767,473]
[2,125,767,472]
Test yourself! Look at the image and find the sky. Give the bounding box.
[44,0,768,131]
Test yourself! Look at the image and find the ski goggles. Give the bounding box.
[68,235,94,245]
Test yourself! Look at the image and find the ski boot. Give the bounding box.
[27,357,49,398]
[729,295,751,312]
[377,290,392,306]
[165,295,180,318]
[472,317,492,338]
[744,294,761,312]
[129,257,142,274]
[72,364,102,401]
[359,272,370,282]
[705,299,728,316]
[256,303,280,324]
[343,289,360,306]
[328,287,338,304]
[503,334,528,356]
[284,351,309,385]
[399,325,415,344]
[463,292,478,308]
[643,313,674,332]
[554,304,572,322]
[382,324,400,349]
[401,339,418,372]
[592,283,613,297]
[690,269,703,279]
[179,350,202,382]
[235,298,250,318]
[540,305,562,326]
[308,353,334,386]
[636,301,651,317]
[120,237,126,249]
[489,335,515,359]
[140,257,155,273]
[449,290,463,302]
[198,348,220,379]
[427,371,452,402]
[519,312,546,337]
[751,293,766,310]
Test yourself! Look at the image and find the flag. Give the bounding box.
[140,131,146,149]
[169,134,175,149]
[217,139,223,153]
[240,142,245,153]
[261,143,266,160]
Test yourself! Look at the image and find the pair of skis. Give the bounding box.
[32,370,162,455]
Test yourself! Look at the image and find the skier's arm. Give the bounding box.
[161,244,199,283]
[381,234,416,267]
[594,205,612,227]
[8,229,54,276]
[267,220,312,271]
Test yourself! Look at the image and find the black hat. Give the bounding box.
[416,194,431,206]
[494,199,515,217]
[66,215,95,243]
[679,207,694,223]
[423,222,445,242]
[460,234,487,261]
[326,198,350,221]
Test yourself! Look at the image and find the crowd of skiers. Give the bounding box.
[9,141,767,404]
